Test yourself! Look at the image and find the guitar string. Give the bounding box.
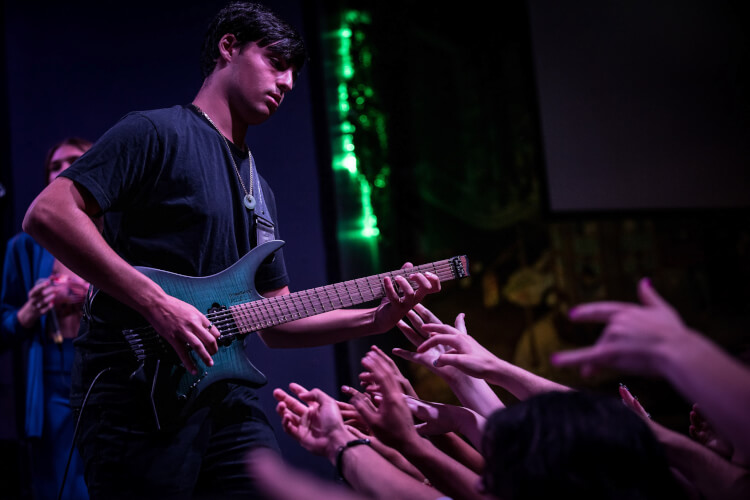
[125,265,459,350]
[206,260,458,322]
[208,261,458,331]
[124,262,460,347]
[124,260,463,352]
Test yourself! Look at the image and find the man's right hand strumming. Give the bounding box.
[137,290,220,375]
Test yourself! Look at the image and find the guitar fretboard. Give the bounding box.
[225,257,466,335]
[123,256,468,358]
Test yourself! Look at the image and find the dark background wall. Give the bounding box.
[332,0,750,447]
[527,0,750,213]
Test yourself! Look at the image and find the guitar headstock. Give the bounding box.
[449,255,470,279]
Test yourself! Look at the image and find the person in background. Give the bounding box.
[1,137,92,500]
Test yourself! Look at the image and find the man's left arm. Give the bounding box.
[258,272,441,348]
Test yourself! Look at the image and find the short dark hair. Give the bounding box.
[481,391,684,500]
[44,137,92,185]
[200,1,307,79]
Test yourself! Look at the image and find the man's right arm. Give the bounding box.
[23,177,218,371]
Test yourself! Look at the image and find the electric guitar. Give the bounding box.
[89,239,469,405]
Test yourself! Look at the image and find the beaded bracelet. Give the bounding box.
[335,438,371,482]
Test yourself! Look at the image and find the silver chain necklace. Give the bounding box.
[193,104,256,210]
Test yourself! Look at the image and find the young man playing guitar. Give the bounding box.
[23,2,442,498]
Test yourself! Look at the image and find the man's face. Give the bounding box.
[228,41,297,125]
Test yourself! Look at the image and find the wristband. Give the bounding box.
[335,438,371,482]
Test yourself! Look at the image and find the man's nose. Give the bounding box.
[278,70,294,93]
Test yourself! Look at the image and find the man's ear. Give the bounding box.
[217,33,240,63]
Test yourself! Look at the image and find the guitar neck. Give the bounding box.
[228,256,469,334]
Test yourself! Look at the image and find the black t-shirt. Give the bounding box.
[60,104,289,406]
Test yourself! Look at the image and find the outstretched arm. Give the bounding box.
[357,344,420,399]
[620,385,750,500]
[404,395,486,450]
[417,322,570,400]
[552,277,750,459]
[247,448,369,500]
[690,403,750,467]
[344,382,485,474]
[352,352,491,500]
[258,268,441,348]
[393,305,504,417]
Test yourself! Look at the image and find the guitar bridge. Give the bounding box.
[123,326,170,362]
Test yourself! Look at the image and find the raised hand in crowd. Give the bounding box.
[690,404,731,457]
[272,382,442,500]
[417,320,569,400]
[343,403,428,483]
[551,277,699,376]
[404,395,486,449]
[393,304,504,417]
[619,385,750,500]
[358,344,419,399]
[351,350,491,500]
[336,397,371,435]
[347,352,485,475]
[349,352,419,450]
[551,277,750,460]
[274,382,347,458]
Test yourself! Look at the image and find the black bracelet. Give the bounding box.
[335,438,371,482]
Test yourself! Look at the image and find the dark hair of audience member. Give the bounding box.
[481,390,685,500]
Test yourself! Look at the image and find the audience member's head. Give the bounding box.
[481,390,683,499]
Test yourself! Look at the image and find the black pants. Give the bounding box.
[75,383,279,500]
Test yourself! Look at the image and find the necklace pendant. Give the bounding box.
[243,194,257,210]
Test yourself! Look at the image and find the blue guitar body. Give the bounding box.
[92,240,286,404]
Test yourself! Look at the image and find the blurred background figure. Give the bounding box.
[1,137,92,500]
